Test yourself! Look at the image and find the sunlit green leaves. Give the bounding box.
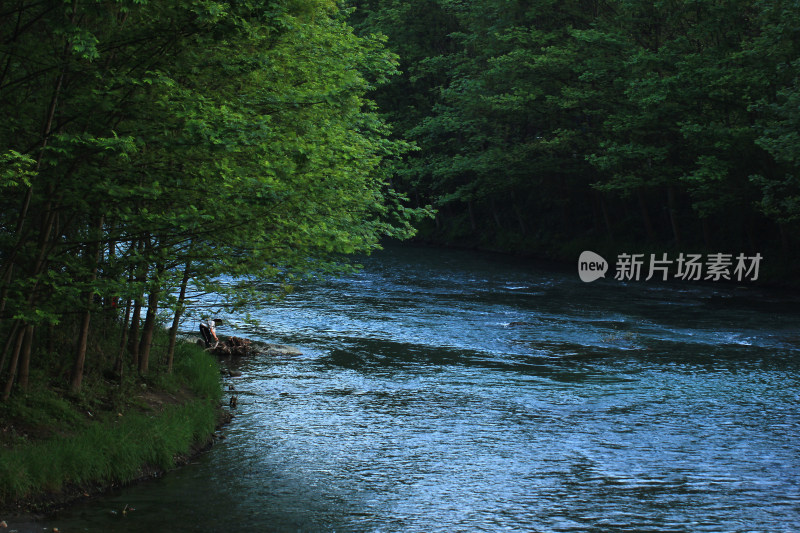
[0,0,424,374]
[0,151,36,189]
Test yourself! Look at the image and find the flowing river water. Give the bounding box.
[34,246,800,531]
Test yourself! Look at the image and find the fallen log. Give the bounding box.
[186,334,302,357]
[212,336,253,357]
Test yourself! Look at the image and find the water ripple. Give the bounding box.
[40,246,800,533]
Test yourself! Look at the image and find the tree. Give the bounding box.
[746,0,800,232]
[0,0,422,396]
[351,0,799,255]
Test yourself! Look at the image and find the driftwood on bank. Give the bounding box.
[189,334,302,357]
[211,336,253,357]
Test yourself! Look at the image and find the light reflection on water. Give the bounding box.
[34,245,800,532]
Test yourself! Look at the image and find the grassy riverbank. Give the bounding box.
[0,338,224,514]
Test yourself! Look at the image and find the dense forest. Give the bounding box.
[0,0,423,400]
[349,0,800,258]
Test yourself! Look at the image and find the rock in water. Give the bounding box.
[263,344,303,356]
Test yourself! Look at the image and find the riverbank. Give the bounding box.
[0,340,225,520]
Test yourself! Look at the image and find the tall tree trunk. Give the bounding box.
[70,294,94,395]
[138,264,164,375]
[128,297,142,368]
[0,320,22,384]
[0,264,14,316]
[115,296,132,378]
[1,193,59,394]
[18,324,34,392]
[0,202,56,398]
[2,328,25,401]
[69,215,105,395]
[115,270,134,378]
[104,237,117,311]
[127,239,148,367]
[167,261,192,373]
[46,322,56,360]
[0,1,25,89]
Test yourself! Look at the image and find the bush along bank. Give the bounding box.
[0,339,225,515]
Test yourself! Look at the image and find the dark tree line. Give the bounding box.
[349,0,800,258]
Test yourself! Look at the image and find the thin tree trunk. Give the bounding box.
[115,292,132,378]
[127,239,147,366]
[0,264,14,316]
[167,261,192,373]
[137,289,159,375]
[70,294,93,394]
[2,328,25,401]
[1,202,55,395]
[115,253,135,376]
[128,297,142,368]
[18,324,33,392]
[0,320,22,381]
[0,0,26,89]
[138,264,164,375]
[46,322,55,360]
[104,237,117,311]
[69,215,105,395]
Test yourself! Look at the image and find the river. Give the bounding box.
[35,245,800,532]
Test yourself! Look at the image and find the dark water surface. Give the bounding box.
[37,246,800,531]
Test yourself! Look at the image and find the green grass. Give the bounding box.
[0,389,88,439]
[0,398,218,502]
[0,340,223,507]
[154,341,224,402]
